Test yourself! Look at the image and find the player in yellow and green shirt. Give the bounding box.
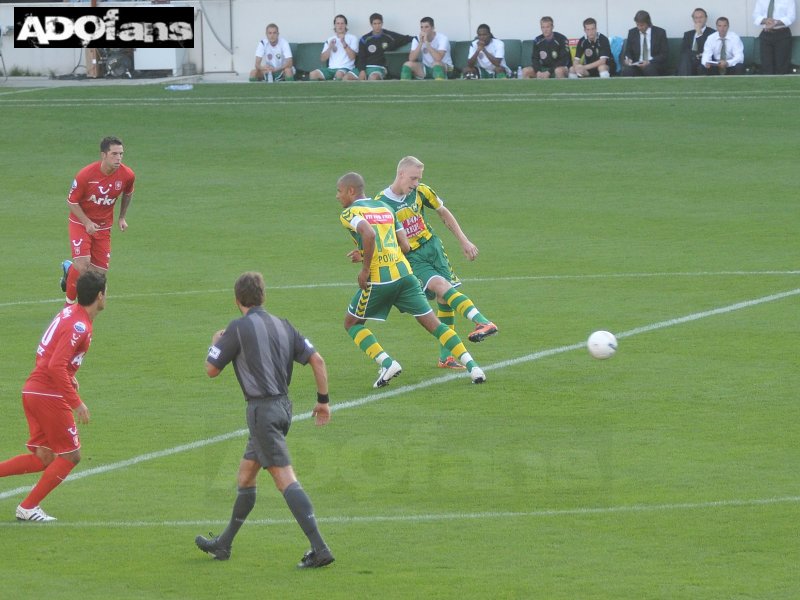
[375,156,498,370]
[336,171,486,387]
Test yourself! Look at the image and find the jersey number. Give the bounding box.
[373,226,397,252]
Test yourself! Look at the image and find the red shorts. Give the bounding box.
[22,392,81,455]
[69,220,112,270]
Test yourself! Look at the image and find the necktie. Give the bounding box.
[642,33,648,61]
[719,38,727,74]
[691,35,698,53]
[767,0,775,19]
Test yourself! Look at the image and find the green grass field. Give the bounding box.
[1,76,798,599]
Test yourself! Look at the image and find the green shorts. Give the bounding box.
[415,64,454,80]
[314,66,358,80]
[364,65,388,79]
[407,236,461,300]
[347,274,433,321]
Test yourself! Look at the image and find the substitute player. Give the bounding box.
[60,136,135,304]
[375,156,497,370]
[337,171,485,386]
[0,271,106,521]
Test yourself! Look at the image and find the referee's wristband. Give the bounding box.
[317,392,330,404]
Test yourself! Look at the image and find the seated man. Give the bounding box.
[677,8,715,76]
[356,13,414,80]
[249,23,295,82]
[621,10,669,76]
[701,17,746,75]
[310,14,359,81]
[570,17,615,78]
[521,16,570,79]
[462,24,511,79]
[401,17,453,80]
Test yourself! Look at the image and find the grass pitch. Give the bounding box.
[1,76,798,599]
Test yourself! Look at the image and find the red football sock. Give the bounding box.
[0,454,45,477]
[65,264,80,303]
[20,456,75,509]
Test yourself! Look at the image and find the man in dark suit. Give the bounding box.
[621,10,669,76]
[677,8,716,76]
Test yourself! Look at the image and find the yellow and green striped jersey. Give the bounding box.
[374,183,443,251]
[340,199,412,284]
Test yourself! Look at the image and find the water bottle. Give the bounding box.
[517,66,523,79]
[165,84,193,91]
[267,71,274,83]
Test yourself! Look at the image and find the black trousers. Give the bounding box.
[759,29,793,74]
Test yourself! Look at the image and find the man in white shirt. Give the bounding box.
[249,23,295,82]
[701,17,745,75]
[310,14,360,81]
[753,0,796,74]
[462,24,510,79]
[400,17,453,80]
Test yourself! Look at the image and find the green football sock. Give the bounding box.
[443,287,490,324]
[348,324,392,367]
[400,65,413,80]
[436,302,456,361]
[432,323,476,371]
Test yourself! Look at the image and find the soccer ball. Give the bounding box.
[587,330,617,360]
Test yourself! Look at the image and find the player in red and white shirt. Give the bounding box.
[61,136,135,304]
[0,271,106,521]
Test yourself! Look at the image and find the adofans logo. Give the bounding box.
[15,7,194,48]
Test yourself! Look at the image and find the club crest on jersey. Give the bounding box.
[74,321,87,334]
[115,180,122,191]
[585,48,594,58]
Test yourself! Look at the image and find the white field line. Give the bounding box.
[0,270,797,310]
[1,286,798,504]
[1,88,799,109]
[1,495,799,529]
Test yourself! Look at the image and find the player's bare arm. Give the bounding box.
[69,202,99,235]
[117,192,133,231]
[356,221,375,290]
[436,206,478,260]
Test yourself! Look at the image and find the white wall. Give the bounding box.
[1,0,797,76]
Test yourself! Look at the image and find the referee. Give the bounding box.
[195,271,334,568]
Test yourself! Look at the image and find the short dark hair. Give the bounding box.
[421,17,434,27]
[235,272,265,308]
[100,136,123,152]
[693,8,708,18]
[77,271,106,306]
[476,24,492,37]
[369,13,382,23]
[583,17,597,28]
[716,16,729,25]
[634,10,652,26]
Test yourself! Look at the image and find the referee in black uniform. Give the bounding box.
[195,271,334,568]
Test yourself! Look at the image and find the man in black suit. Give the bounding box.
[677,8,716,76]
[621,10,669,76]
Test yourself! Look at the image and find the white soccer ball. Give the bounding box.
[587,330,617,360]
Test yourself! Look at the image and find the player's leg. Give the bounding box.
[416,312,485,383]
[398,276,485,382]
[344,285,400,387]
[0,397,50,478]
[435,301,464,369]
[15,395,80,521]
[435,283,498,343]
[65,221,93,303]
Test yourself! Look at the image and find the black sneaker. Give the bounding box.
[195,533,231,560]
[296,547,335,569]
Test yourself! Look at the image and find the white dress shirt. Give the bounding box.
[752,0,796,29]
[701,31,745,66]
